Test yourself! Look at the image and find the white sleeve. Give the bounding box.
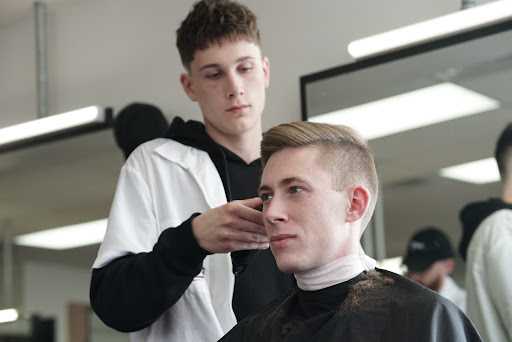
[92,159,159,269]
[486,211,512,340]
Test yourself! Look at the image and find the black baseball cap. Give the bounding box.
[403,227,454,273]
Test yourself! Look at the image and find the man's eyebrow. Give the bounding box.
[236,56,255,63]
[198,63,221,72]
[280,177,307,186]
[257,184,271,195]
[198,56,256,72]
[258,177,308,194]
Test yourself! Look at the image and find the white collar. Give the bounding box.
[294,251,376,291]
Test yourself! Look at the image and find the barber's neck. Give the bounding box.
[205,125,262,164]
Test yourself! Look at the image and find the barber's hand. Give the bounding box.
[191,197,269,254]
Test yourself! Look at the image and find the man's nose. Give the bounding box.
[264,198,287,225]
[225,73,244,98]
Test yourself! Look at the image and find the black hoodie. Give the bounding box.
[459,197,512,261]
[90,118,294,332]
[166,117,295,320]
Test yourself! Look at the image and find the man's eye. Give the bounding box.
[260,193,273,202]
[207,72,221,79]
[290,186,303,194]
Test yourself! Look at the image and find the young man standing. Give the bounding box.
[220,121,481,341]
[459,123,512,342]
[89,1,294,341]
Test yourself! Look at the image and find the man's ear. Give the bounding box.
[180,73,197,101]
[346,186,370,223]
[262,57,270,88]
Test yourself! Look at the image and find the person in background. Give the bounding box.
[403,226,466,312]
[89,1,294,341]
[459,122,512,342]
[113,102,168,159]
[220,121,481,341]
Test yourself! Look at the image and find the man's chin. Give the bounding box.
[275,259,300,274]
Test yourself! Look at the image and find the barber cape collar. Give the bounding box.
[295,252,376,291]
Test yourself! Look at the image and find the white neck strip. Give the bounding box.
[295,252,376,291]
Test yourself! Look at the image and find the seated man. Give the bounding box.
[220,121,482,341]
[403,226,467,312]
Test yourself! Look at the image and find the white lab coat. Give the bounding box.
[93,138,236,342]
[465,209,512,342]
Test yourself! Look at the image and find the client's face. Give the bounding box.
[258,146,351,273]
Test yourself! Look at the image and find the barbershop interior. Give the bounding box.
[0,0,511,341]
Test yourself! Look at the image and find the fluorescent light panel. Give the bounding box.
[0,106,113,153]
[0,308,19,324]
[0,106,104,145]
[308,82,499,140]
[439,157,500,184]
[348,0,512,59]
[14,218,107,250]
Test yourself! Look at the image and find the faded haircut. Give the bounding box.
[495,122,512,183]
[261,121,379,231]
[176,0,261,70]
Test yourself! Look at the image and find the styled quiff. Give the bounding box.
[495,122,512,182]
[176,0,261,70]
[261,121,379,231]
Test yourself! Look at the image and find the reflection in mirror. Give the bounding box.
[300,17,512,282]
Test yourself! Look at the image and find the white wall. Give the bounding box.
[0,0,495,341]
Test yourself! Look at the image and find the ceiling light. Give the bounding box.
[348,0,512,59]
[308,82,499,140]
[14,218,107,250]
[439,157,500,184]
[0,308,18,324]
[0,106,113,153]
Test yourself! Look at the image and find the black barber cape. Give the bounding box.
[219,269,482,342]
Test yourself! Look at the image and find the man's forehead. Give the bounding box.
[191,39,262,65]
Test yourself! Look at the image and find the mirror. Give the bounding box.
[300,19,512,277]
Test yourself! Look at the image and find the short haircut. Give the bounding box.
[261,121,379,230]
[495,122,512,182]
[176,0,261,70]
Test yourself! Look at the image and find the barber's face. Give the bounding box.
[180,39,269,143]
[258,146,352,273]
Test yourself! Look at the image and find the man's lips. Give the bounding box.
[226,105,249,113]
[270,234,296,247]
